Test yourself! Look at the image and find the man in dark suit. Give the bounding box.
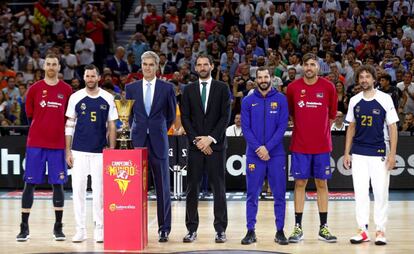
[125,51,176,243]
[181,54,231,243]
[167,44,184,66]
[105,46,129,76]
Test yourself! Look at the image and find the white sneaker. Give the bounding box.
[350,229,370,244]
[94,226,103,243]
[72,230,87,243]
[375,231,387,245]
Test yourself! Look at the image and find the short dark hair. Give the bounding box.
[355,65,377,83]
[256,66,270,77]
[195,54,213,65]
[302,53,317,64]
[84,64,100,75]
[380,73,391,83]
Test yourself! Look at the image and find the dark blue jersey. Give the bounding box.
[346,90,399,156]
[66,88,118,153]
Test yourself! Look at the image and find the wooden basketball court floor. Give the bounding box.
[1,195,414,254]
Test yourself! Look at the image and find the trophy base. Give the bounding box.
[115,138,134,150]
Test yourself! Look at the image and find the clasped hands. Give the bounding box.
[194,136,213,155]
[256,146,270,161]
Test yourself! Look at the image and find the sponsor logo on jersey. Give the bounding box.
[316,92,324,98]
[373,109,380,115]
[271,102,278,109]
[100,104,107,110]
[40,100,46,107]
[305,101,322,108]
[57,93,64,99]
[252,103,258,107]
[298,100,305,108]
[80,103,86,110]
[355,106,360,113]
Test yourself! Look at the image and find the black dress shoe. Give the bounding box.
[275,230,289,245]
[215,232,227,243]
[241,230,256,245]
[158,231,169,242]
[183,231,197,243]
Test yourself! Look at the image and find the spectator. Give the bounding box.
[399,112,414,133]
[226,113,242,136]
[85,11,108,70]
[397,72,414,114]
[0,61,16,90]
[106,46,129,76]
[74,32,95,76]
[330,111,346,131]
[379,73,400,110]
[127,32,150,68]
[335,81,348,114]
[61,44,78,84]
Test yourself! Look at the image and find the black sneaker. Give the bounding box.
[16,223,30,242]
[53,222,66,241]
[183,231,197,243]
[241,230,256,245]
[275,231,289,245]
[215,231,227,243]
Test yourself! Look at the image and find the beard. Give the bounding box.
[46,70,56,79]
[86,81,98,90]
[360,82,374,91]
[258,81,271,91]
[304,70,316,79]
[198,70,211,79]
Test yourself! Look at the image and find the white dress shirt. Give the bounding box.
[143,77,156,108]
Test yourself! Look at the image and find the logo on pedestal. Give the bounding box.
[106,160,136,195]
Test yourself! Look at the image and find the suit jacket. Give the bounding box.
[167,52,184,65]
[126,79,176,159]
[106,56,129,75]
[181,79,231,151]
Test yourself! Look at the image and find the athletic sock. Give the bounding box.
[22,212,30,224]
[295,212,303,227]
[55,210,63,223]
[319,212,327,227]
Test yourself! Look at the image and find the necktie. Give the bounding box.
[144,83,151,115]
[201,82,207,112]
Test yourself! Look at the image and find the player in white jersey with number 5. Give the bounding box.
[65,65,118,243]
[344,65,399,246]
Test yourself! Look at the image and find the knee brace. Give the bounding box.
[22,183,35,209]
[52,184,65,208]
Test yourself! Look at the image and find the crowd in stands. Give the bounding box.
[0,0,414,135]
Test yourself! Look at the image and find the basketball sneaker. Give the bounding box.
[375,231,386,245]
[53,222,66,241]
[72,229,87,243]
[16,223,30,242]
[318,224,337,243]
[288,224,304,243]
[350,229,370,244]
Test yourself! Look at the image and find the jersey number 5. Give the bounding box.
[361,115,372,126]
[91,111,96,122]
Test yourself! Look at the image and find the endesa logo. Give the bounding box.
[108,203,136,212]
[106,160,136,195]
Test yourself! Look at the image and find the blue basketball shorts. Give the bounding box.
[290,152,332,180]
[24,147,67,184]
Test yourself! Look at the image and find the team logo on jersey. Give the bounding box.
[100,104,108,110]
[373,109,380,115]
[40,100,46,107]
[57,93,64,99]
[59,171,65,180]
[316,92,324,98]
[378,149,385,154]
[271,102,278,109]
[298,100,305,108]
[42,90,47,97]
[355,106,360,113]
[106,160,143,195]
[80,103,86,110]
[248,164,255,172]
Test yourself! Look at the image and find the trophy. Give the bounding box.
[114,99,135,149]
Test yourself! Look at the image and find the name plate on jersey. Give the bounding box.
[115,99,135,149]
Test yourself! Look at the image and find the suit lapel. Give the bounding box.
[150,79,161,116]
[136,80,146,115]
[205,80,216,115]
